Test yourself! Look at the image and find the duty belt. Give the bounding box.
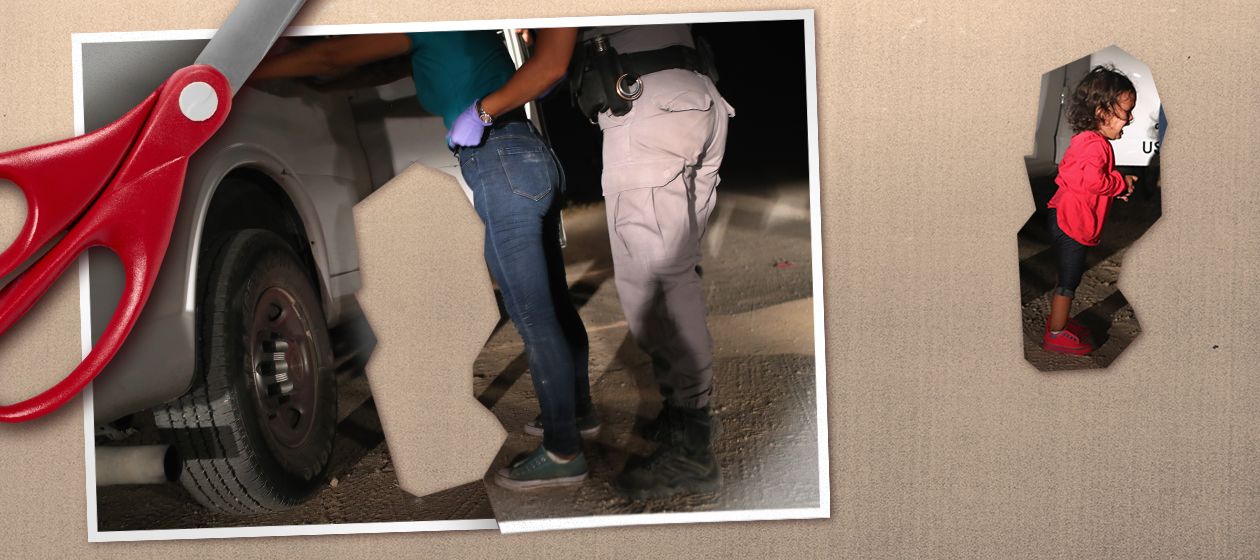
[618,45,708,79]
[570,39,717,120]
[611,45,714,107]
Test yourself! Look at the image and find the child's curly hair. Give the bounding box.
[1067,65,1136,133]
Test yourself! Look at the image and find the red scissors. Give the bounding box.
[0,0,306,422]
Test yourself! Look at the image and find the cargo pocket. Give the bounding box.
[603,159,685,261]
[497,145,558,201]
[601,158,684,196]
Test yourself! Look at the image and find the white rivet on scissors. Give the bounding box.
[179,81,219,122]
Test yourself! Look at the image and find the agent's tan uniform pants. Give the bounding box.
[598,69,733,410]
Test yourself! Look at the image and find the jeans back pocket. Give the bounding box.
[497,145,558,201]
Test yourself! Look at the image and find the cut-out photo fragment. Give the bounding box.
[1019,46,1164,371]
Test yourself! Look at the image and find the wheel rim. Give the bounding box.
[249,286,320,459]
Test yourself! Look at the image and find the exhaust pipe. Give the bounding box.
[95,445,179,486]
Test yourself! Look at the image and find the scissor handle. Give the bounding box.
[0,64,232,422]
[0,92,157,279]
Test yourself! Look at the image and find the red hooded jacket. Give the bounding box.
[1047,131,1128,246]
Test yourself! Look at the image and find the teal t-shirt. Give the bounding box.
[406,31,517,129]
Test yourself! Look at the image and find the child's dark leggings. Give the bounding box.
[1046,208,1087,298]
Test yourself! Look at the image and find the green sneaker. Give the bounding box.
[494,446,588,491]
[522,412,602,438]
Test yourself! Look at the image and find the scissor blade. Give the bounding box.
[194,0,307,95]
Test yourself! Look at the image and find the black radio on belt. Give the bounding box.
[569,35,718,122]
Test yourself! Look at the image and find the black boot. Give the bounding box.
[640,402,722,444]
[616,405,721,500]
[638,402,677,443]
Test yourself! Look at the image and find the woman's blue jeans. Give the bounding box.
[456,121,591,456]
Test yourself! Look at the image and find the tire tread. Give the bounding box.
[154,229,334,515]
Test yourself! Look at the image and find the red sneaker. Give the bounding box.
[1063,318,1092,341]
[1042,327,1094,355]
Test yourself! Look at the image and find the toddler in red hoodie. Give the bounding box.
[1043,66,1139,355]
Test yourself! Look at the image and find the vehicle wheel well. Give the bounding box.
[201,168,320,291]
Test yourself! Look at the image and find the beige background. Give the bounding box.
[354,164,508,498]
[0,1,1257,558]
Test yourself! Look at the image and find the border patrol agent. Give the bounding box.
[570,24,734,499]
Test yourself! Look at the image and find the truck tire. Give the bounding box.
[155,229,336,514]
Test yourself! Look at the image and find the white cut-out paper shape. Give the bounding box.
[354,163,505,498]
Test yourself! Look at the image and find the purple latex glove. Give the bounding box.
[446,100,491,149]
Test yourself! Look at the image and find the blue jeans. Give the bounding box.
[456,122,591,456]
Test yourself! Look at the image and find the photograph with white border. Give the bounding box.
[82,9,826,540]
